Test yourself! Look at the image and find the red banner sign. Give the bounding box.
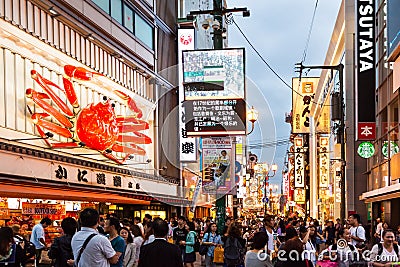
[358,122,376,140]
[22,203,66,216]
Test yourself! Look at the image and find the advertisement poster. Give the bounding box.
[202,137,232,194]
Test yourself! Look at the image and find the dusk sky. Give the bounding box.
[227,0,342,186]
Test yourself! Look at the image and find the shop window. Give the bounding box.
[111,0,123,24]
[123,4,134,32]
[92,0,110,13]
[135,13,153,49]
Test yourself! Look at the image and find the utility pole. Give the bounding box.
[295,63,346,223]
[187,1,250,235]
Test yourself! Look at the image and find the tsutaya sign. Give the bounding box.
[356,0,376,139]
[292,77,319,134]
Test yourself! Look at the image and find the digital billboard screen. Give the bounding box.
[182,48,245,100]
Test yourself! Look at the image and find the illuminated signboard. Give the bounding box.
[182,48,246,136]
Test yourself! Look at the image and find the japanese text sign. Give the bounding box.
[292,77,319,133]
[22,203,66,216]
[294,137,305,188]
[319,136,329,188]
[357,122,376,140]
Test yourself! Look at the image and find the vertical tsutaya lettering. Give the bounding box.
[358,1,374,72]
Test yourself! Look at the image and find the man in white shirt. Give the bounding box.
[30,217,52,265]
[134,217,144,236]
[348,213,366,248]
[375,218,383,242]
[72,208,119,267]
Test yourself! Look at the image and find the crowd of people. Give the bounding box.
[1,210,400,267]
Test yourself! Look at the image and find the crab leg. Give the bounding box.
[26,89,73,129]
[102,151,132,165]
[32,113,73,138]
[114,90,143,118]
[112,143,146,156]
[117,132,152,144]
[116,116,149,125]
[62,78,79,108]
[31,70,73,117]
[118,124,149,132]
[64,65,103,81]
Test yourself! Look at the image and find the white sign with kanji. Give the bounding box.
[178,29,196,161]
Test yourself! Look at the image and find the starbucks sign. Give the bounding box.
[357,142,375,159]
[382,141,399,158]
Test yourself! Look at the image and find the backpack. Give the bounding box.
[224,237,243,265]
[377,243,400,257]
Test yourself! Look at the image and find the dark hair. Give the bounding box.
[99,217,105,222]
[187,221,195,231]
[382,229,395,239]
[134,217,141,222]
[299,226,308,234]
[227,224,242,239]
[207,223,217,233]
[178,216,186,222]
[131,225,143,238]
[61,217,78,236]
[153,218,169,237]
[80,208,99,227]
[0,227,14,256]
[108,217,121,232]
[119,227,133,243]
[252,232,268,250]
[349,214,361,223]
[41,217,52,225]
[144,214,152,221]
[285,226,298,240]
[172,221,178,227]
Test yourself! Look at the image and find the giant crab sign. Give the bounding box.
[25,65,152,164]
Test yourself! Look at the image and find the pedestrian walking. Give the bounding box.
[130,225,143,267]
[71,208,119,267]
[370,229,400,267]
[105,217,126,267]
[138,218,183,267]
[142,222,155,246]
[0,227,22,267]
[244,232,273,267]
[119,227,136,267]
[223,224,245,267]
[173,216,188,260]
[348,214,366,249]
[48,217,78,267]
[30,217,52,266]
[202,223,223,267]
[182,221,197,267]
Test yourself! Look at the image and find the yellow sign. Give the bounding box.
[236,143,243,154]
[294,189,306,204]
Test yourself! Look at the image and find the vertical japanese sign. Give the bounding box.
[292,78,319,133]
[319,136,329,188]
[282,172,289,196]
[201,137,232,194]
[294,137,305,188]
[294,189,306,204]
[178,29,196,161]
[356,0,375,138]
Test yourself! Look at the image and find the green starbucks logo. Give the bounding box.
[382,141,399,158]
[357,142,375,159]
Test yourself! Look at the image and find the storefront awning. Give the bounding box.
[0,182,150,205]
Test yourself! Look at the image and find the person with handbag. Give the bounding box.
[71,208,119,267]
[202,223,223,267]
[181,222,197,267]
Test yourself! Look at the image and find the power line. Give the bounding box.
[301,0,319,63]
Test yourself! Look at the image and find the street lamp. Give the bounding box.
[255,163,278,215]
[247,106,258,135]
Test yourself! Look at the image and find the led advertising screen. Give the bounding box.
[182,48,245,100]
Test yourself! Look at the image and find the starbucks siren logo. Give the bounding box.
[357,142,375,159]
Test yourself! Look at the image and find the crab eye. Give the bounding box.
[102,96,107,101]
[111,103,115,108]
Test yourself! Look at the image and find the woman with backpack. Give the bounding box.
[223,224,245,267]
[202,223,223,267]
[370,229,400,267]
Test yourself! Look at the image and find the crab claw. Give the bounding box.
[114,90,143,118]
[64,65,103,81]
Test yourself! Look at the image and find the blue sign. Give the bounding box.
[262,197,269,203]
[235,161,241,174]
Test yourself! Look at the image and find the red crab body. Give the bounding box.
[76,101,119,151]
[26,65,152,164]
